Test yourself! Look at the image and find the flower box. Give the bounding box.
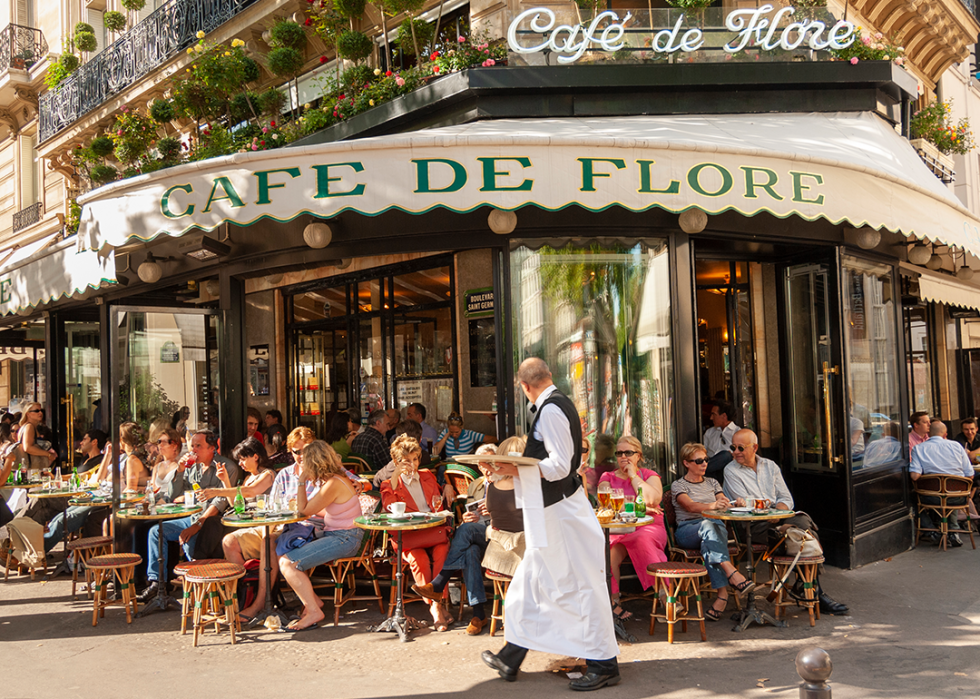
[910,137,955,184]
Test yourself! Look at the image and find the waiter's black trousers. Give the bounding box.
[498,643,619,675]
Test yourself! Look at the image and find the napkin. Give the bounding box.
[513,462,547,549]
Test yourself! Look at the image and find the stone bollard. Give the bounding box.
[796,647,832,699]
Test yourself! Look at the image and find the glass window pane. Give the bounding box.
[357,279,385,312]
[293,286,347,321]
[944,309,961,421]
[358,317,386,416]
[392,266,451,307]
[393,308,454,378]
[842,258,902,471]
[65,322,102,456]
[511,242,675,475]
[905,305,934,415]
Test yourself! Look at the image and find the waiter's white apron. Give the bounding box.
[504,488,619,659]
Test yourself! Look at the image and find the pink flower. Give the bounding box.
[482,58,495,67]
[458,36,465,43]
[896,57,905,66]
[333,111,338,117]
[850,57,859,65]
[862,36,871,45]
[262,127,268,133]
[117,130,123,135]
[251,144,258,150]
[395,77,405,86]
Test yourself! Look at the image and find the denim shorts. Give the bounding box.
[283,527,363,572]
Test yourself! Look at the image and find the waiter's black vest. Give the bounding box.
[523,388,582,508]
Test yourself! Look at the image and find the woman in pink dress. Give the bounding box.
[598,435,668,620]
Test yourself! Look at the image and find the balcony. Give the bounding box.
[12,202,42,233]
[962,0,976,14]
[0,23,47,73]
[38,0,259,143]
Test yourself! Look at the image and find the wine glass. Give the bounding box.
[431,495,442,513]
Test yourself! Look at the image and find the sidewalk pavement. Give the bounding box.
[1,540,978,699]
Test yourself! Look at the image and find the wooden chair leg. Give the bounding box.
[692,580,706,641]
[118,567,135,624]
[181,580,192,635]
[91,570,105,627]
[665,579,677,644]
[192,583,204,648]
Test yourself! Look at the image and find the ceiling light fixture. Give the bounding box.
[177,235,230,261]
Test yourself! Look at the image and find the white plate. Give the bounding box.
[728,506,754,513]
[387,513,411,520]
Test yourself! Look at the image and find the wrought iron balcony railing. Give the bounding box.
[961,0,976,14]
[0,23,47,73]
[38,0,259,143]
[12,202,42,233]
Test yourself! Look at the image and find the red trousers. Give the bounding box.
[402,542,449,586]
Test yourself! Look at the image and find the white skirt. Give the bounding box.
[504,489,619,660]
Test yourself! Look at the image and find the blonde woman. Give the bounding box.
[93,422,150,491]
[278,440,361,631]
[18,402,56,470]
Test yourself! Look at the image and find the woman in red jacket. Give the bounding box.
[380,434,452,630]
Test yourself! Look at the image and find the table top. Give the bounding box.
[69,493,145,507]
[116,504,202,520]
[354,513,448,531]
[466,410,498,416]
[702,508,798,522]
[3,482,43,490]
[598,514,656,530]
[221,511,308,527]
[29,486,91,499]
[454,454,541,468]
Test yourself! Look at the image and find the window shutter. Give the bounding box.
[87,10,106,53]
[19,135,36,207]
[16,0,31,27]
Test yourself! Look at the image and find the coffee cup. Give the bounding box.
[388,502,407,516]
[754,498,771,511]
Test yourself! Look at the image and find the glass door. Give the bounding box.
[784,263,842,473]
[292,323,350,435]
[110,307,220,441]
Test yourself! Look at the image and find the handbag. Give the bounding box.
[784,527,823,557]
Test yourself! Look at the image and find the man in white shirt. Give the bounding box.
[910,420,973,547]
[704,401,739,457]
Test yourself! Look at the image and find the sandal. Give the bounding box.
[612,603,633,622]
[705,595,729,621]
[728,571,756,598]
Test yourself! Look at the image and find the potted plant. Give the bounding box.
[910,99,975,179]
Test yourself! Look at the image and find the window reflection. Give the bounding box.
[392,266,451,307]
[842,258,902,471]
[511,242,675,474]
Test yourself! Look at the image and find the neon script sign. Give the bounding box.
[507,4,858,64]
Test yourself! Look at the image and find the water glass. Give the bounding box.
[624,495,635,516]
[184,490,195,507]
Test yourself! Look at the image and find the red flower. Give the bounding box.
[270,120,276,127]
[430,51,440,60]
[386,70,392,76]
[305,18,312,25]
[260,141,265,146]
[333,111,338,117]
[339,94,345,100]
[319,56,327,63]
[433,66,440,73]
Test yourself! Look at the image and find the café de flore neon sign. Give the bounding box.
[507,4,857,64]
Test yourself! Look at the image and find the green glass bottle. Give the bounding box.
[234,486,246,515]
[635,490,646,518]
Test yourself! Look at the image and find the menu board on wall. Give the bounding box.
[468,317,497,388]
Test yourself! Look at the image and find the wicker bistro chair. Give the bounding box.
[174,559,227,635]
[647,561,708,643]
[486,569,511,637]
[343,454,372,475]
[307,493,386,625]
[65,535,113,601]
[914,474,977,551]
[86,553,142,627]
[771,553,825,627]
[444,464,479,498]
[183,560,247,647]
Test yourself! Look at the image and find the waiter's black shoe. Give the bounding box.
[137,581,160,603]
[481,650,518,682]
[569,671,622,691]
[818,591,849,616]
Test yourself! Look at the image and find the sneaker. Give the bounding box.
[949,534,963,548]
[137,581,160,603]
[925,532,941,545]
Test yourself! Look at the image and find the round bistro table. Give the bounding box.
[221,510,309,626]
[29,485,94,576]
[598,514,656,643]
[69,492,145,538]
[701,507,798,632]
[116,504,202,616]
[354,513,449,642]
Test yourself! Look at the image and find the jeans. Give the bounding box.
[43,506,95,554]
[147,515,199,582]
[283,528,362,572]
[674,518,732,589]
[442,521,489,605]
[919,495,966,532]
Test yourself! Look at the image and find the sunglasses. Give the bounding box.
[615,450,638,458]
[157,439,171,445]
[581,447,590,454]
[291,448,303,455]
[28,409,41,414]
[687,457,707,465]
[730,445,751,452]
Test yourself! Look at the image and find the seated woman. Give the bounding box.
[599,435,669,620]
[412,437,527,635]
[278,440,362,631]
[148,427,182,500]
[381,434,452,630]
[325,412,357,460]
[670,442,755,621]
[92,422,150,492]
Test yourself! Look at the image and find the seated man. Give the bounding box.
[723,428,849,616]
[910,420,973,547]
[433,413,496,460]
[42,430,112,554]
[138,430,241,603]
[350,410,391,470]
[264,409,287,446]
[246,407,265,445]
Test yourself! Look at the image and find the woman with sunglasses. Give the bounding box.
[670,442,754,621]
[148,427,182,498]
[598,435,668,621]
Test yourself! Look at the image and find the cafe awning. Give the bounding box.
[917,273,980,311]
[0,234,116,316]
[76,111,980,257]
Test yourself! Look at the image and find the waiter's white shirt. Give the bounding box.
[704,421,739,457]
[506,384,619,660]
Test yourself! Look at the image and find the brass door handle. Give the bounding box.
[822,361,841,468]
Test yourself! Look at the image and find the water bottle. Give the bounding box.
[55,466,62,484]
[234,486,246,515]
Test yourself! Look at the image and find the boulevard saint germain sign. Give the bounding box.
[506,4,857,63]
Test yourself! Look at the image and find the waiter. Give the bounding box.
[482,358,620,691]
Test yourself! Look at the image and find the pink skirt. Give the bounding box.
[609,517,668,593]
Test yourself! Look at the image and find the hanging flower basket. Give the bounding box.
[910,138,954,184]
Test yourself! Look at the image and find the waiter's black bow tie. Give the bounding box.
[529,405,537,414]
